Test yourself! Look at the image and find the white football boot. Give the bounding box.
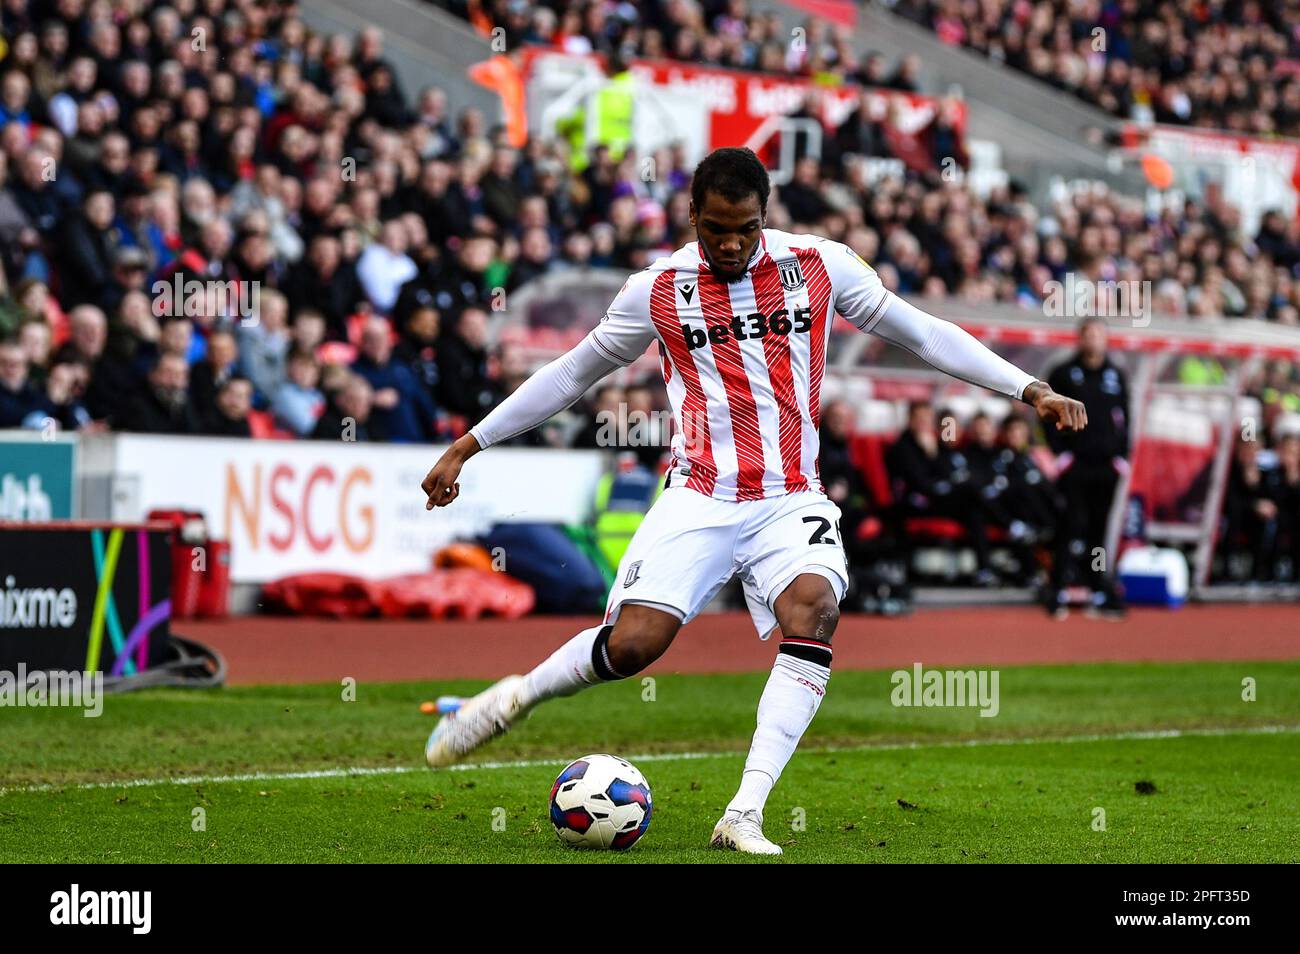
[710,809,783,856]
[425,674,529,768]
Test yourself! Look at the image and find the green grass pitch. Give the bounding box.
[1,661,1297,862]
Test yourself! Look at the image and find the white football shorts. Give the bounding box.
[603,486,849,639]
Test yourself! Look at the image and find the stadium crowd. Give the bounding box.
[0,0,1298,590]
[440,0,926,89]
[894,0,1300,137]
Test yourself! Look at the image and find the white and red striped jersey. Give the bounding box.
[588,229,891,502]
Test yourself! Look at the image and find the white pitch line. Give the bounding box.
[3,723,1295,797]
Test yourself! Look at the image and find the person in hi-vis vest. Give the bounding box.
[559,54,635,173]
[593,452,662,574]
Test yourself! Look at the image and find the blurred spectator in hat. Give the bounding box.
[104,244,151,314]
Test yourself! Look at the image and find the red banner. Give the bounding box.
[518,48,965,174]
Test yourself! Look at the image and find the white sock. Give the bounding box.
[726,640,831,816]
[518,624,622,709]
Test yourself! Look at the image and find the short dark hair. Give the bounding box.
[691,147,770,214]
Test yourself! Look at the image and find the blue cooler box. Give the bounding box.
[1117,546,1189,607]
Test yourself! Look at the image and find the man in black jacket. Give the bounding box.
[436,306,495,423]
[282,233,362,340]
[312,373,385,442]
[887,401,997,585]
[115,353,201,435]
[1044,318,1130,617]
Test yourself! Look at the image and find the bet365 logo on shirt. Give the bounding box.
[681,307,814,351]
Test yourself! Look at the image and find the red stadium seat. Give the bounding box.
[847,432,1008,544]
[247,409,294,440]
[1129,436,1216,520]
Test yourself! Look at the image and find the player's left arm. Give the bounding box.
[823,240,1086,432]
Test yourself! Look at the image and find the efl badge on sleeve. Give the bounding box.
[846,245,876,273]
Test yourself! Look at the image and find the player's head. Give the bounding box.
[689,147,769,284]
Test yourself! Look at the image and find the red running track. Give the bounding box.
[183,605,1300,686]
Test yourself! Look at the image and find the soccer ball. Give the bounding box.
[549,754,653,850]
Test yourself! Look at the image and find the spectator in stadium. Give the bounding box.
[203,375,255,438]
[1275,434,1300,582]
[311,372,383,442]
[101,245,151,316]
[621,381,669,470]
[237,288,291,402]
[357,218,419,315]
[886,400,997,585]
[963,411,1041,584]
[1219,435,1282,582]
[895,0,1300,136]
[352,315,439,443]
[190,326,240,428]
[1044,318,1131,618]
[52,304,108,371]
[10,146,68,239]
[37,360,93,432]
[273,350,327,438]
[290,309,328,360]
[779,156,834,227]
[59,189,118,309]
[487,342,551,448]
[571,382,626,451]
[997,414,1061,545]
[508,226,556,291]
[83,292,152,421]
[284,233,363,341]
[16,317,51,383]
[115,352,201,435]
[435,234,498,318]
[392,302,442,398]
[436,305,496,423]
[818,397,874,554]
[0,337,42,427]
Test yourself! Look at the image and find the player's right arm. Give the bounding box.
[422,272,658,509]
[820,238,1087,433]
